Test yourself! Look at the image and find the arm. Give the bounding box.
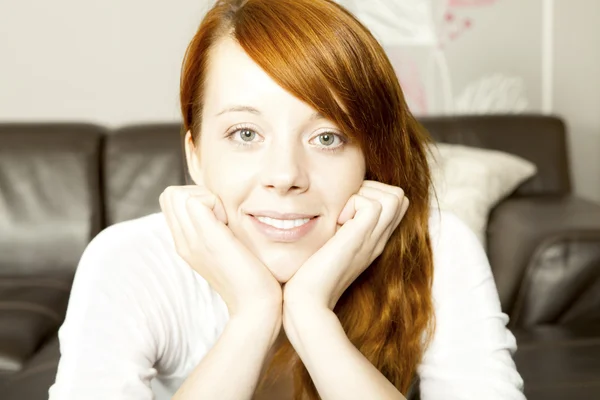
[281,181,411,400]
[51,220,282,400]
[173,306,281,400]
[158,185,285,399]
[283,301,405,400]
[49,229,160,400]
[417,210,526,400]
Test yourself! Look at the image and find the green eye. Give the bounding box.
[319,133,335,146]
[239,129,256,142]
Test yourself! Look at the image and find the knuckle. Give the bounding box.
[368,198,382,215]
[163,186,181,202]
[384,192,400,209]
[369,199,383,213]
[393,187,405,198]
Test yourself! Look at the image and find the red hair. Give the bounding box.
[180,0,436,398]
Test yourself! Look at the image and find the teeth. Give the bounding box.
[256,216,311,229]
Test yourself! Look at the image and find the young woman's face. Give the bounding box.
[186,38,366,283]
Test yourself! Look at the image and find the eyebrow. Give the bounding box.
[216,105,325,121]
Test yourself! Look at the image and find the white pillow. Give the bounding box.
[427,143,537,247]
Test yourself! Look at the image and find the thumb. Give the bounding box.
[212,196,228,225]
[191,191,228,225]
[337,194,358,226]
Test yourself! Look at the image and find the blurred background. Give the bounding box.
[1,0,599,203]
[1,1,600,400]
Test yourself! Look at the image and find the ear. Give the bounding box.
[184,130,203,186]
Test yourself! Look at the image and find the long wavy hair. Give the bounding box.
[180,0,437,398]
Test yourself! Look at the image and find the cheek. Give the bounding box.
[312,163,364,214]
[201,153,254,207]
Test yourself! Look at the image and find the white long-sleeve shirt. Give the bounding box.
[49,209,525,399]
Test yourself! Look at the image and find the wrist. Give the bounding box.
[230,288,283,320]
[283,283,330,311]
[229,302,283,346]
[282,301,338,354]
[284,298,331,320]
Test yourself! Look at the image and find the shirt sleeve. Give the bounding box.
[418,210,526,399]
[49,225,160,400]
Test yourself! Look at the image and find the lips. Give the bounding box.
[254,215,312,229]
[248,213,319,242]
[248,210,319,220]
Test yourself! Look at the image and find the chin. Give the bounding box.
[259,250,309,284]
[268,267,296,284]
[263,258,301,283]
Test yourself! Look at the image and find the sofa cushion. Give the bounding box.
[428,142,537,246]
[1,334,60,400]
[0,274,71,374]
[514,322,600,400]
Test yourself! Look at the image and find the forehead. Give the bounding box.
[203,38,313,115]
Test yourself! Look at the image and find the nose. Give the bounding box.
[260,141,309,195]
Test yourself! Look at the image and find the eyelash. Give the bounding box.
[225,124,348,153]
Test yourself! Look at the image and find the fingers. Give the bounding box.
[337,184,389,226]
[159,189,191,253]
[159,185,229,259]
[170,185,229,225]
[356,181,409,247]
[337,195,358,225]
[361,180,406,206]
[358,186,399,235]
[361,180,406,202]
[335,194,381,245]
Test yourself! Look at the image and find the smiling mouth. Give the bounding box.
[253,216,315,230]
[248,214,319,242]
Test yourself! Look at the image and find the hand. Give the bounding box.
[283,180,409,310]
[159,185,282,318]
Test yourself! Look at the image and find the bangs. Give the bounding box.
[230,0,392,146]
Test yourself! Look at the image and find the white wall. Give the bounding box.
[553,0,600,203]
[1,0,599,202]
[0,0,210,127]
[426,0,600,203]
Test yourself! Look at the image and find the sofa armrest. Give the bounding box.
[0,273,72,375]
[486,195,600,327]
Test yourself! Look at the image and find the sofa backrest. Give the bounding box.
[0,124,105,275]
[104,124,186,226]
[0,115,573,293]
[420,114,572,196]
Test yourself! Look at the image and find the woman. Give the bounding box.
[49,0,525,399]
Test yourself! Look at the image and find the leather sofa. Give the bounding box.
[1,115,599,399]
